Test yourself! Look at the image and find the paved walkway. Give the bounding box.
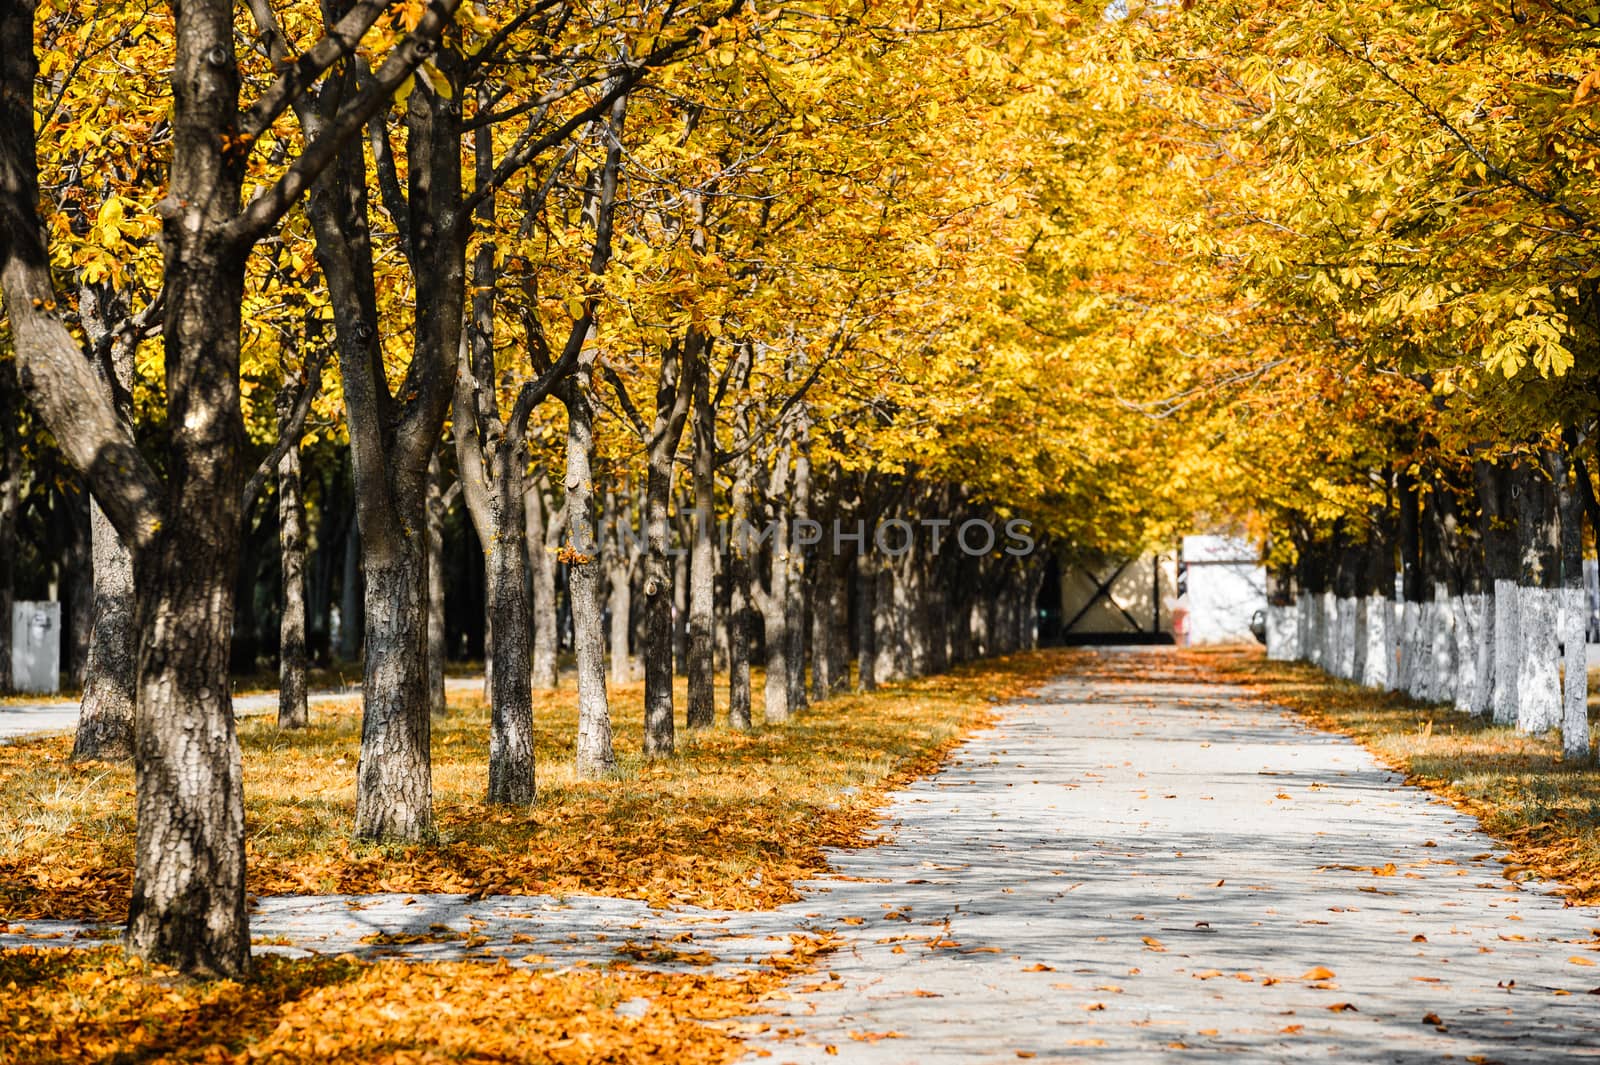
[8,650,1600,1062]
[750,651,1600,1062]
[0,677,483,741]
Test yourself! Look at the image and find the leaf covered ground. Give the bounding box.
[0,945,805,1064]
[1185,647,1600,907]
[0,652,1070,922]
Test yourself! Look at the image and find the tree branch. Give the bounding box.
[238,0,394,142]
[227,0,465,245]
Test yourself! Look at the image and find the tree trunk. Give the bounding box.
[1478,459,1519,722]
[728,492,754,730]
[2,0,458,976]
[758,506,791,724]
[607,549,635,686]
[310,77,460,841]
[59,497,93,687]
[639,335,695,757]
[483,441,534,805]
[1359,505,1396,690]
[75,282,137,757]
[686,350,716,728]
[73,498,137,757]
[811,553,847,700]
[427,455,448,716]
[338,518,363,661]
[1422,495,1457,705]
[642,457,679,754]
[1396,470,1425,695]
[0,365,16,693]
[673,540,690,676]
[786,432,811,712]
[559,363,616,779]
[277,439,310,729]
[526,470,562,691]
[1514,454,1562,734]
[455,139,537,805]
[855,549,876,692]
[1555,443,1590,762]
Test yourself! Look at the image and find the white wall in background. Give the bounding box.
[1182,535,1266,646]
[10,601,61,694]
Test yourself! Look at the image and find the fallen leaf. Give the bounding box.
[1301,966,1335,980]
[1141,936,1166,952]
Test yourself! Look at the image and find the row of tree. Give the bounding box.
[984,5,1600,746]
[0,0,1071,978]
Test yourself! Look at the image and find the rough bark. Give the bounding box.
[526,469,563,691]
[0,360,17,694]
[686,344,717,728]
[73,286,136,758]
[726,347,757,729]
[558,361,616,779]
[754,446,793,724]
[810,551,849,700]
[1514,454,1562,734]
[854,549,877,692]
[277,436,310,729]
[427,455,448,716]
[1396,470,1425,695]
[454,115,537,803]
[317,71,460,842]
[1554,445,1590,762]
[1478,459,1519,722]
[727,486,754,730]
[1356,513,1394,689]
[622,332,696,756]
[786,419,811,712]
[59,497,93,687]
[337,520,364,660]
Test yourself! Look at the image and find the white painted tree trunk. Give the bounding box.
[1266,603,1299,661]
[1304,596,1320,667]
[1360,596,1392,689]
[1320,591,1337,669]
[1429,585,1457,706]
[1335,597,1358,680]
[1515,585,1561,734]
[1453,593,1483,714]
[1295,596,1312,663]
[1562,584,1589,761]
[1350,594,1368,683]
[1491,580,1519,724]
[1398,600,1424,698]
[1469,592,1495,717]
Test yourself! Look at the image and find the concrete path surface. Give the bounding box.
[0,675,484,741]
[748,651,1600,1062]
[8,650,1600,1063]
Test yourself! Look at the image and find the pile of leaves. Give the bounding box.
[0,652,1072,921]
[1185,647,1600,907]
[0,945,795,1064]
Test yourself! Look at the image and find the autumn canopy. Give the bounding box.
[0,0,1597,982]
